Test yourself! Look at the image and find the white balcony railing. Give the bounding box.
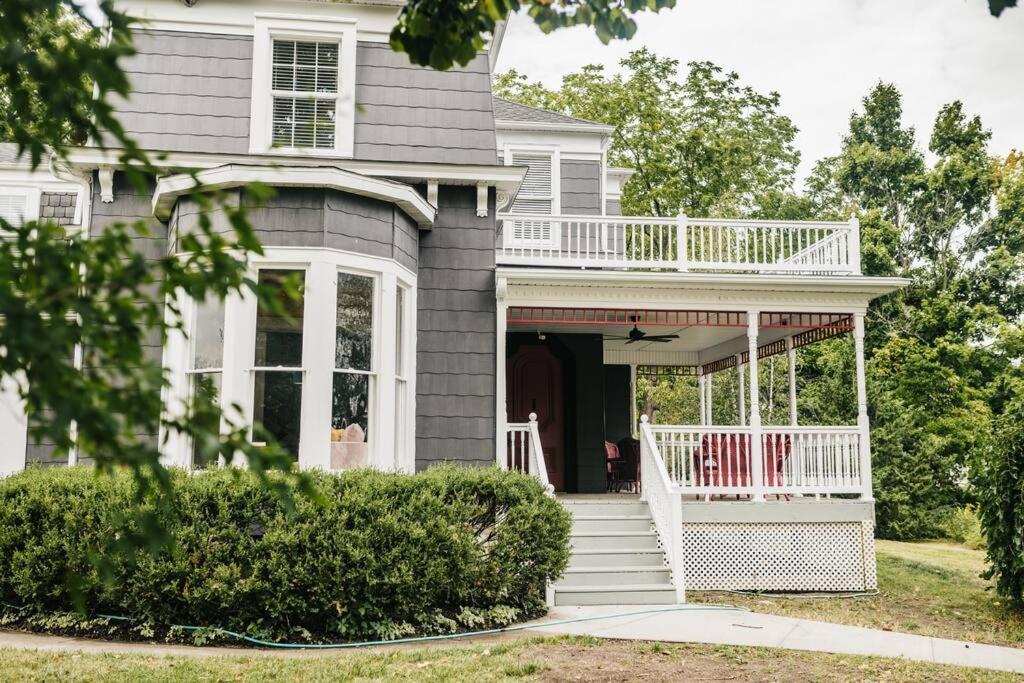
[648,425,865,497]
[505,413,554,496]
[497,214,861,275]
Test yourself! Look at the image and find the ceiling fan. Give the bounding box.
[605,319,680,345]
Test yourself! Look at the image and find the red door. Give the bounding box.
[507,344,565,491]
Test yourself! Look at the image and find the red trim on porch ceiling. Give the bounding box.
[506,308,745,327]
[506,307,855,331]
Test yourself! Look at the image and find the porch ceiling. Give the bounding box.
[516,320,746,354]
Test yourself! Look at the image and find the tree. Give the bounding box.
[391,0,675,70]
[495,51,800,218]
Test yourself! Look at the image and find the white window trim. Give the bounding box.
[249,13,357,158]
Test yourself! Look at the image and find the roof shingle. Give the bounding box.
[492,97,609,129]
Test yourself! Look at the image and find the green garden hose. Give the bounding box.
[4,603,750,650]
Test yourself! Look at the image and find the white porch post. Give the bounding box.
[629,363,637,436]
[697,368,706,426]
[706,369,714,426]
[496,290,508,469]
[747,311,765,502]
[787,336,798,427]
[853,313,873,500]
[736,354,745,427]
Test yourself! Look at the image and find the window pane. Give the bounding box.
[335,272,373,371]
[255,270,304,367]
[272,97,294,147]
[253,370,303,458]
[330,372,369,469]
[272,40,295,65]
[293,99,316,147]
[314,99,336,149]
[192,296,225,370]
[190,372,222,469]
[395,287,405,376]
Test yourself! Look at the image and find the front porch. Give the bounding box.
[499,304,874,502]
[494,265,904,599]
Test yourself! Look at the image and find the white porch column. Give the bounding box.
[736,354,745,427]
[0,370,28,477]
[706,369,714,426]
[495,287,508,469]
[747,311,765,502]
[697,368,706,426]
[853,313,873,500]
[787,336,798,427]
[629,364,637,436]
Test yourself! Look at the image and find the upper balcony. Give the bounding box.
[496,213,862,276]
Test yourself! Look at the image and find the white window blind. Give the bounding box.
[0,194,27,226]
[271,40,339,150]
[510,152,554,215]
[507,152,557,246]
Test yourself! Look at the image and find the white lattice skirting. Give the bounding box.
[682,520,877,592]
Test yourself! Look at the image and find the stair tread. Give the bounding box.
[563,565,668,573]
[571,514,652,520]
[571,548,664,554]
[570,530,657,537]
[554,584,676,593]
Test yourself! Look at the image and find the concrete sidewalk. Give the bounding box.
[524,605,1024,675]
[2,606,1023,675]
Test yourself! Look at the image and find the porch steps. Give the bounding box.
[554,496,679,606]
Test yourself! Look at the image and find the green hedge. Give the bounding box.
[0,465,571,643]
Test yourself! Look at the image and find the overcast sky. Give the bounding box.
[494,0,1024,187]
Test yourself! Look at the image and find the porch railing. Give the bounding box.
[496,214,861,275]
[639,416,686,603]
[505,413,554,496]
[649,425,865,496]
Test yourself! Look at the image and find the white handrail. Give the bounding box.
[639,415,685,603]
[496,213,861,275]
[649,424,864,496]
[505,413,554,497]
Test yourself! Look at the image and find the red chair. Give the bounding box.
[763,433,792,500]
[696,433,751,497]
[605,441,621,491]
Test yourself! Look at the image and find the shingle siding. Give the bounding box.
[353,43,497,165]
[174,187,420,270]
[606,198,622,216]
[415,186,496,469]
[560,159,601,215]
[39,192,78,226]
[114,30,253,155]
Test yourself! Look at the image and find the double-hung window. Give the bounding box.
[251,15,357,157]
[187,296,225,469]
[252,269,306,458]
[330,272,374,470]
[271,40,338,150]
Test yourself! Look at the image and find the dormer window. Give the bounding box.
[250,14,356,157]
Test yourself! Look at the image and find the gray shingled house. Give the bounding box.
[0,0,910,605]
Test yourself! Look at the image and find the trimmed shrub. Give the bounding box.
[0,465,570,643]
[977,400,1024,607]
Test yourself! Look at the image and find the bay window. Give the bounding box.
[170,250,414,472]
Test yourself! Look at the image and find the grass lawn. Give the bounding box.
[0,635,1017,682]
[690,539,1024,647]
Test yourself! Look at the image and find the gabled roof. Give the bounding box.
[492,97,613,133]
